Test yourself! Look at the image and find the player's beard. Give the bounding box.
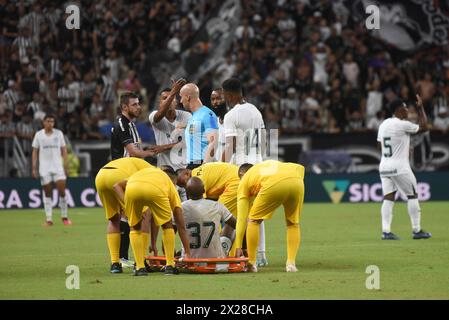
[128,109,141,119]
[213,103,227,120]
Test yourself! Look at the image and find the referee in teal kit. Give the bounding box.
[179,83,218,169]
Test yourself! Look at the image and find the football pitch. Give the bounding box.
[1,202,448,300]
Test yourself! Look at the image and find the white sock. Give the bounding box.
[59,196,68,218]
[381,200,394,233]
[257,221,266,255]
[407,198,421,233]
[44,196,53,222]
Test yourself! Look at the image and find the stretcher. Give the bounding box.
[145,256,249,273]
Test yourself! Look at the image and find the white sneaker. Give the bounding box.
[120,258,135,269]
[286,263,298,272]
[247,263,258,273]
[256,251,268,267]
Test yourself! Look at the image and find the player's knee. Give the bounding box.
[248,219,262,224]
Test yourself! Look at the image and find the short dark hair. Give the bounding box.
[161,165,176,179]
[120,92,139,109]
[238,163,253,176]
[43,113,56,120]
[390,100,406,114]
[222,78,243,95]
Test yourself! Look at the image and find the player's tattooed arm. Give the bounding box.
[416,94,429,133]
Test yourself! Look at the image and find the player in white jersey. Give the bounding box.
[377,95,431,240]
[149,79,192,170]
[32,114,71,227]
[221,78,266,165]
[221,78,268,267]
[181,177,236,258]
[210,88,227,162]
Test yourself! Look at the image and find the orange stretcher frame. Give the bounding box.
[145,256,249,273]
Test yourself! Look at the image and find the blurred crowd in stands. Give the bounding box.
[1,0,449,150]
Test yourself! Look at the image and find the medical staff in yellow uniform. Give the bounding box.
[95,157,152,274]
[235,160,305,273]
[177,162,240,215]
[121,167,191,276]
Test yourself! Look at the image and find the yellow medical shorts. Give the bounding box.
[95,168,129,220]
[249,177,304,224]
[124,181,174,227]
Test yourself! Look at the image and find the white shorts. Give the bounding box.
[380,172,417,197]
[40,172,66,186]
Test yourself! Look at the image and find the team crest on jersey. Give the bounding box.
[189,124,195,135]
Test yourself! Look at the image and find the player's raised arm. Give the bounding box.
[415,94,429,133]
[152,78,186,123]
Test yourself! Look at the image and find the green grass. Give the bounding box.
[1,202,448,300]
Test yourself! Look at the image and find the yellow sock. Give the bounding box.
[246,221,260,265]
[130,230,145,269]
[162,228,175,267]
[107,233,121,264]
[142,232,150,259]
[229,241,236,257]
[286,225,301,265]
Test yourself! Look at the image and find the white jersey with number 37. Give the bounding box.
[182,199,233,259]
[223,102,265,165]
[377,117,419,176]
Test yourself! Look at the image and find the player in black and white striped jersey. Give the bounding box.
[110,92,159,268]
